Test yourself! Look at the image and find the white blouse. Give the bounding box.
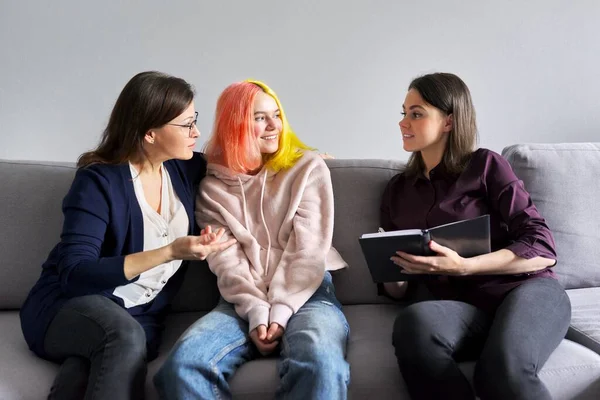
[112,163,189,308]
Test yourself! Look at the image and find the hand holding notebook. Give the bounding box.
[359,215,491,282]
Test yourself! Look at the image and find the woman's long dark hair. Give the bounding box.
[78,71,194,168]
[404,72,478,177]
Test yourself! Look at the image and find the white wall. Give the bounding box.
[1,0,599,162]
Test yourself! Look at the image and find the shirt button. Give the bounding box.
[145,292,151,297]
[161,280,167,285]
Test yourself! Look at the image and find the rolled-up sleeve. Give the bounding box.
[484,152,557,261]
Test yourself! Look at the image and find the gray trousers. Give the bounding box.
[392,277,571,400]
[43,295,148,400]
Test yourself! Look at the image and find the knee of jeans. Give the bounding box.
[291,345,349,380]
[474,349,532,395]
[392,307,423,348]
[285,329,347,369]
[154,346,190,391]
[106,318,147,358]
[162,337,212,376]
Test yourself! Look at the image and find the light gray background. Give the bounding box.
[1,0,599,162]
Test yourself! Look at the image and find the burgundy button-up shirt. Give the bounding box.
[380,148,557,313]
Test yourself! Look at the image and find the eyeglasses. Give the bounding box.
[167,112,198,138]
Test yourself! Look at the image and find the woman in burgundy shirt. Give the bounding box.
[383,73,570,400]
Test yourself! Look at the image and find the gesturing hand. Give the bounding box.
[169,226,237,261]
[390,240,468,276]
[250,325,279,356]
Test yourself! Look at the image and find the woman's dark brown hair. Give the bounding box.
[404,72,478,177]
[78,71,194,168]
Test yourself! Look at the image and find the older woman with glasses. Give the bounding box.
[19,71,236,400]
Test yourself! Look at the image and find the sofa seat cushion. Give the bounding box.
[3,305,600,400]
[0,312,57,400]
[459,339,600,400]
[144,305,600,400]
[145,305,411,399]
[567,287,600,355]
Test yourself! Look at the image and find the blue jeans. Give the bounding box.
[154,272,350,400]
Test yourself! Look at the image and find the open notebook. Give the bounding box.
[359,215,491,282]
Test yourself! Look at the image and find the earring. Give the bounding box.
[149,139,155,144]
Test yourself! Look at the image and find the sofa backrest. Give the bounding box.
[502,143,600,289]
[6,145,595,310]
[327,159,404,304]
[0,160,76,309]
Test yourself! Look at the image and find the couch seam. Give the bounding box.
[0,160,76,169]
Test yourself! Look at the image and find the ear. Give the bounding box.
[443,114,453,133]
[144,130,156,144]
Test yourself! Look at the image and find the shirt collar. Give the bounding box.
[411,162,455,185]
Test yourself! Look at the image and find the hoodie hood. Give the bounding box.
[206,162,278,186]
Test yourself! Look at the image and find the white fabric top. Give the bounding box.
[112,163,189,308]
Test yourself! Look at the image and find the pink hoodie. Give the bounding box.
[195,151,347,332]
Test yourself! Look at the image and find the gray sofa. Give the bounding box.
[1,143,600,400]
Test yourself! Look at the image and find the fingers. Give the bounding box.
[189,238,237,260]
[256,340,278,356]
[266,323,284,342]
[391,256,434,274]
[257,325,267,341]
[250,328,279,356]
[198,227,226,245]
[428,240,451,256]
[266,323,278,339]
[395,251,428,264]
[206,238,237,254]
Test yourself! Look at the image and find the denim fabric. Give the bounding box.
[154,272,350,400]
[393,277,571,400]
[43,295,147,400]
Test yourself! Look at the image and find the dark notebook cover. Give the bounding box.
[358,215,491,282]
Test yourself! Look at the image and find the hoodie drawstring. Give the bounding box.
[238,172,272,277]
[259,169,272,277]
[237,177,251,230]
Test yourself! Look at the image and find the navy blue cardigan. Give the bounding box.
[20,153,206,359]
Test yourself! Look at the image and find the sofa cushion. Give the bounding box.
[567,287,600,354]
[0,312,58,400]
[458,339,600,400]
[326,159,405,305]
[502,143,600,289]
[3,305,600,400]
[144,305,600,400]
[169,261,221,312]
[0,160,76,309]
[145,305,412,399]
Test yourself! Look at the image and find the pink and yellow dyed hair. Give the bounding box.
[204,79,312,174]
